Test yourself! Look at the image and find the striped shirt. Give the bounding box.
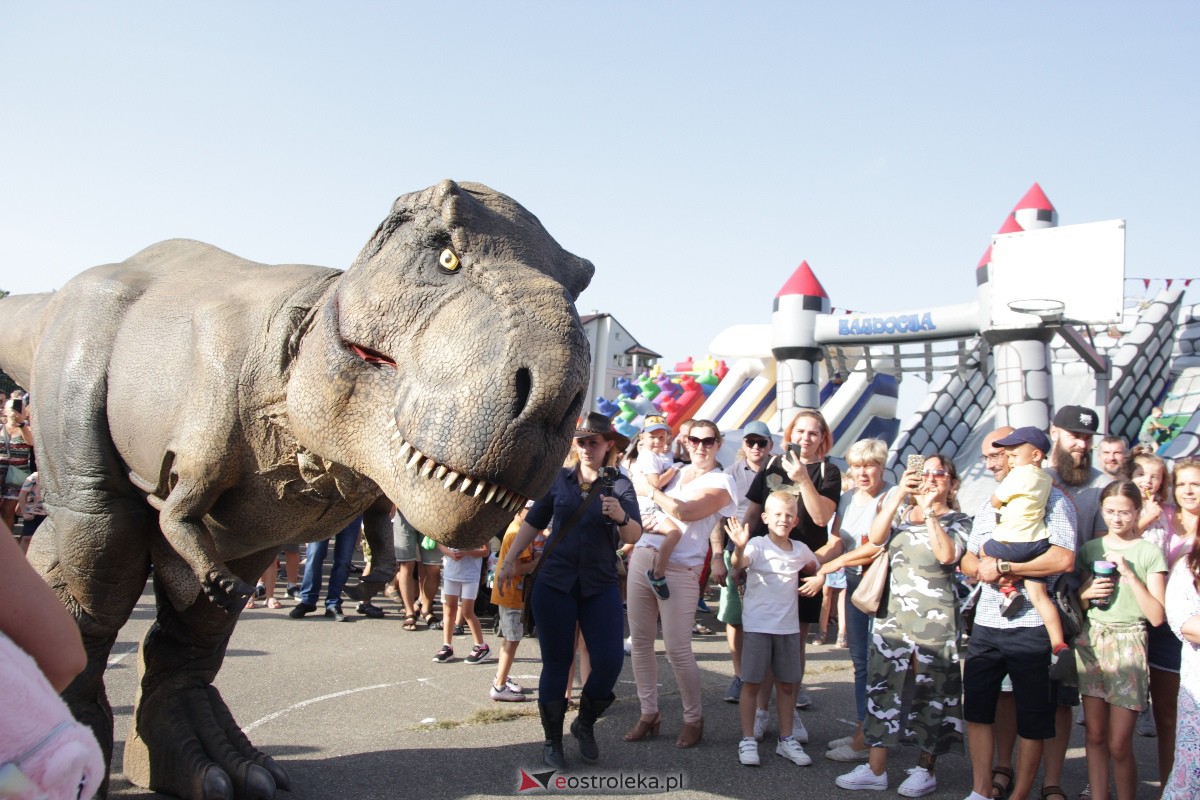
[968,487,1077,630]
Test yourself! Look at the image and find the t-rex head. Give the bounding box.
[287,180,593,546]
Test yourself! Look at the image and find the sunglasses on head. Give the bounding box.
[687,435,718,448]
[744,436,769,448]
[644,414,667,426]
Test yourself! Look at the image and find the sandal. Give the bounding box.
[1073,784,1089,800]
[265,597,282,610]
[421,612,436,627]
[990,766,1014,800]
[646,570,670,599]
[1041,785,1068,800]
[402,614,418,631]
[429,619,445,630]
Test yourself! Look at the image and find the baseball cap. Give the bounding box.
[1051,405,1100,436]
[742,421,771,439]
[992,426,1051,454]
[641,414,671,434]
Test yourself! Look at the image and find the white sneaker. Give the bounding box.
[835,764,888,791]
[738,736,760,766]
[489,682,526,702]
[897,766,936,797]
[624,635,632,655]
[753,709,770,741]
[776,736,812,766]
[826,744,871,762]
[795,687,813,709]
[1075,705,1085,725]
[790,708,810,743]
[827,735,854,750]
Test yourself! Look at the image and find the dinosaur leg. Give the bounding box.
[27,500,155,798]
[123,547,288,800]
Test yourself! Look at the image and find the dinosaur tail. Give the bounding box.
[0,292,54,389]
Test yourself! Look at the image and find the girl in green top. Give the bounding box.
[1076,480,1168,800]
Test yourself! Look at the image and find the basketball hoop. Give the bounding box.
[1007,298,1065,324]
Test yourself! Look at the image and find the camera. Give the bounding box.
[599,466,620,490]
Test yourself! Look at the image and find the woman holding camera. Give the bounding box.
[496,412,642,769]
[625,419,739,749]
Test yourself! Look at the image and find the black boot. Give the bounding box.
[539,700,568,769]
[570,693,615,764]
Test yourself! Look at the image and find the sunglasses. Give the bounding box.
[922,469,949,478]
[687,435,718,448]
[744,437,770,449]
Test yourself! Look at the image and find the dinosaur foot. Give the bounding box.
[125,684,290,800]
[203,570,257,614]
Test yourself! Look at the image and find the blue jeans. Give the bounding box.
[532,581,624,704]
[844,569,872,723]
[300,518,360,609]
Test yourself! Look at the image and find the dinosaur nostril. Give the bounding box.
[513,368,532,420]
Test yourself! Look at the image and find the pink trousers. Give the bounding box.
[627,546,703,724]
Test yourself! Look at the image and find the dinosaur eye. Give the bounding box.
[438,248,461,273]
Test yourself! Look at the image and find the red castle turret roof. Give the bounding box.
[776,260,829,298]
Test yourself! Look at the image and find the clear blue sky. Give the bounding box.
[3,3,1196,404]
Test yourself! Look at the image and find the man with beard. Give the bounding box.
[1046,405,1107,546]
[1097,435,1128,480]
[962,426,1076,800]
[1038,404,1109,800]
[711,421,774,703]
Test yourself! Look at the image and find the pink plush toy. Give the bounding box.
[0,633,103,800]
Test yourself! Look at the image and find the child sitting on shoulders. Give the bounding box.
[985,426,1070,670]
[634,416,682,600]
[725,490,819,768]
[1076,479,1167,800]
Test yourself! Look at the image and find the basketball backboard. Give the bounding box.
[987,219,1125,330]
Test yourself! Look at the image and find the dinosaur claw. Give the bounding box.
[198,766,234,800]
[240,763,278,800]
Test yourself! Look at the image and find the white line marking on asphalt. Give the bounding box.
[107,642,139,667]
[242,682,401,734]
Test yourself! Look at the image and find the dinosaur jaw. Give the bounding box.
[386,421,530,520]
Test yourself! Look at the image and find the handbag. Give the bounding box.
[850,544,889,615]
[521,485,604,634]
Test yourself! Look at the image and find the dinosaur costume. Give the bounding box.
[0,180,594,799]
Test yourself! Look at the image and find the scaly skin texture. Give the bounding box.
[0,180,593,799]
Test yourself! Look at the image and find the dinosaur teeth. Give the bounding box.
[420,460,435,479]
[397,442,412,460]
[443,471,460,490]
[434,464,447,480]
[458,477,473,493]
[407,452,424,471]
[473,482,485,498]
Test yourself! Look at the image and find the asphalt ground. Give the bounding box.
[100,562,1164,800]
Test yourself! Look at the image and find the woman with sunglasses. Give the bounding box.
[820,454,970,797]
[496,412,642,769]
[625,419,739,749]
[741,409,841,739]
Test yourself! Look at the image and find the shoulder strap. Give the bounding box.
[528,486,604,581]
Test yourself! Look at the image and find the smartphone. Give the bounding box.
[787,442,803,460]
[906,453,925,474]
[9,397,22,414]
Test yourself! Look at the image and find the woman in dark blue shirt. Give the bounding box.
[497,412,642,769]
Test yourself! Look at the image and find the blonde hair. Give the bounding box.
[765,489,799,514]
[1124,451,1170,505]
[845,438,888,467]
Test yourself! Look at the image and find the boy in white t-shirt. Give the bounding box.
[725,490,820,767]
[635,416,682,600]
[433,542,490,664]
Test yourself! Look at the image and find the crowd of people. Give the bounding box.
[6,377,1200,799]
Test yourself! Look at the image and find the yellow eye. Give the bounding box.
[438,248,461,272]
